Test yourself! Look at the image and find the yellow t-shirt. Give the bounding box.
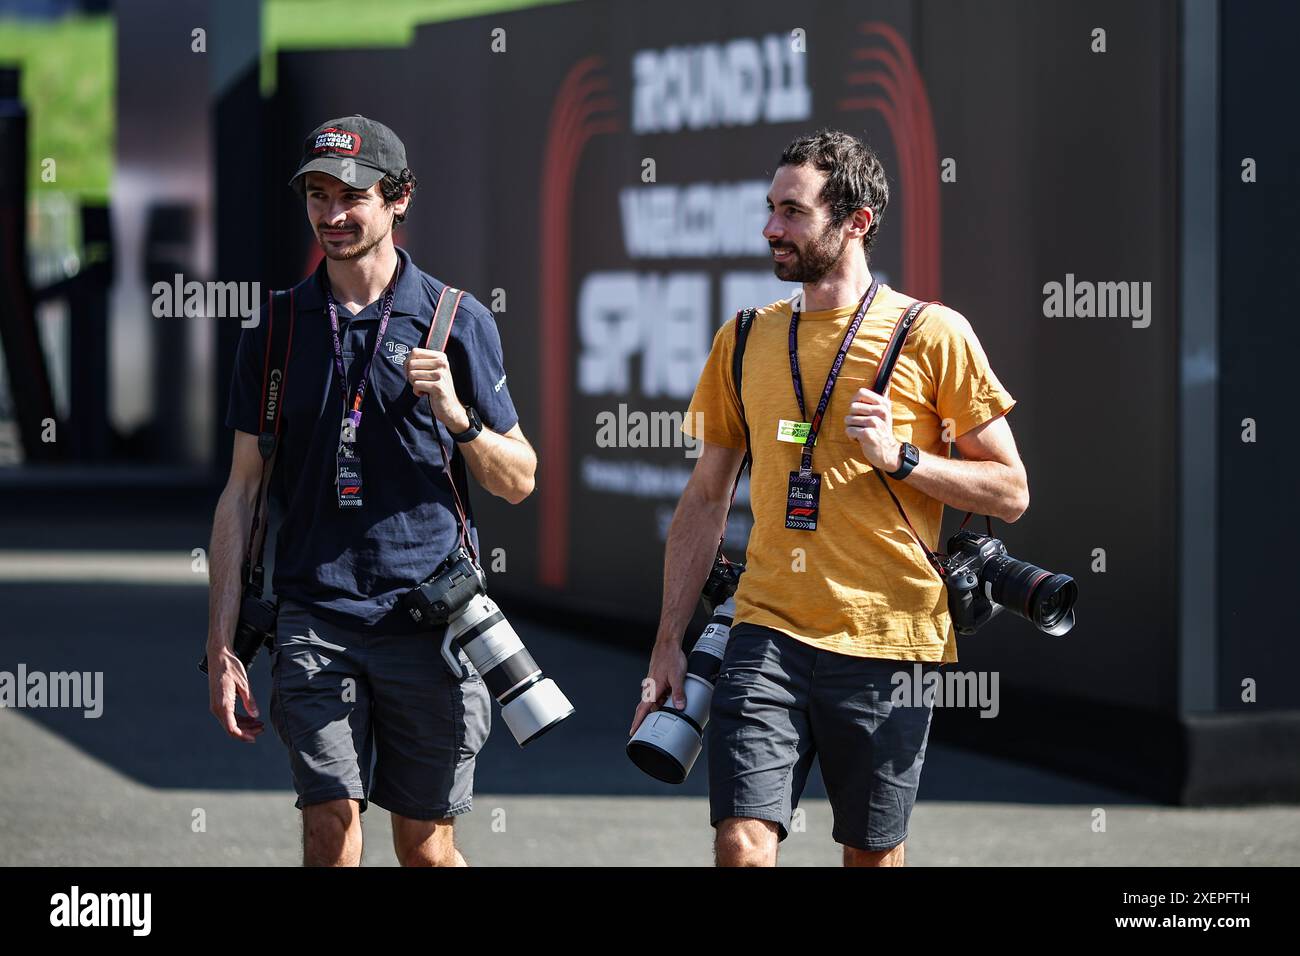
[682,285,1017,663]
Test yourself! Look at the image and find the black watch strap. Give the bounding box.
[449,406,482,443]
[887,441,919,480]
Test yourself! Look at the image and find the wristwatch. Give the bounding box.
[886,441,919,480]
[449,406,483,443]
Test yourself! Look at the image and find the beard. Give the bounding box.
[771,222,851,283]
[317,222,388,261]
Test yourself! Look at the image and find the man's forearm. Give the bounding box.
[655,486,730,647]
[459,427,536,504]
[206,485,258,654]
[884,441,1027,522]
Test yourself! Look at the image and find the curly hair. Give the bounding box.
[778,129,889,256]
[379,168,418,224]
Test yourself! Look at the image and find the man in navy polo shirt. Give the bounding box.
[205,115,536,866]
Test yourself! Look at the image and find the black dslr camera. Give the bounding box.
[401,546,486,625]
[198,585,276,675]
[700,553,745,618]
[943,530,1076,637]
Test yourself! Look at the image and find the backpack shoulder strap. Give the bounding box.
[732,307,757,467]
[257,288,296,462]
[710,307,758,561]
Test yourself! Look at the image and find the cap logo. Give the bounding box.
[312,128,362,155]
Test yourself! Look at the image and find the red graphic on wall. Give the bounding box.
[539,27,940,590]
[537,57,619,589]
[837,22,941,299]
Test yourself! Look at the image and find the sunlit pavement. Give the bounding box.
[1,544,1297,867]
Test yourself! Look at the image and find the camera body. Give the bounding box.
[700,553,744,619]
[403,547,486,626]
[198,587,277,675]
[943,531,1010,635]
[401,547,574,746]
[943,530,1076,637]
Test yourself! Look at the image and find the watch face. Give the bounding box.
[892,442,918,476]
[467,407,481,430]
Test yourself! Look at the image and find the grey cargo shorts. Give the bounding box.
[707,623,939,851]
[268,599,491,820]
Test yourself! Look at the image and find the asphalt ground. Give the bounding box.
[0,510,1297,866]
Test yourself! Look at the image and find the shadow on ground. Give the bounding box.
[1,580,1146,806]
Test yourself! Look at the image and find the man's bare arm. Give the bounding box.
[207,432,269,651]
[457,421,537,505]
[403,345,535,504]
[630,438,745,734]
[845,383,1028,523]
[888,415,1029,523]
[206,431,270,742]
[654,440,746,646]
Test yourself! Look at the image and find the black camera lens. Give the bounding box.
[1030,574,1077,630]
[986,556,1077,635]
[1040,587,1064,619]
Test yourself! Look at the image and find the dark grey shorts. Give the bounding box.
[269,599,491,820]
[707,623,939,851]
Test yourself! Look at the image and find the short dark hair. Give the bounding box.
[778,129,889,256]
[379,167,418,224]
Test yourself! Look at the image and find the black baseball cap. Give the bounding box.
[288,115,408,194]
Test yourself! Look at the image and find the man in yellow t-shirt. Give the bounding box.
[629,129,1029,867]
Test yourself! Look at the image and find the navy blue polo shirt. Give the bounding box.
[225,246,519,633]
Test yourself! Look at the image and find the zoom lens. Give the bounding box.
[627,596,736,783]
[985,556,1077,636]
[1031,575,1077,631]
[447,593,575,745]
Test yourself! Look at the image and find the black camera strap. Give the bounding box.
[422,284,478,563]
[244,288,296,596]
[866,299,948,577]
[868,299,1001,579]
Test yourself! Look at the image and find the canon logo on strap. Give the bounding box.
[265,368,282,422]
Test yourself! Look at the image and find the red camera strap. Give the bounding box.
[246,288,295,592]
[958,510,994,537]
[423,285,477,562]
